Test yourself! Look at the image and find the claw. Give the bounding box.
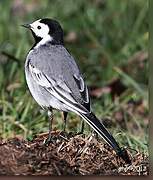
[43,133,53,145]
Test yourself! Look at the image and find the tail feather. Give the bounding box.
[80,112,131,164]
[80,112,121,153]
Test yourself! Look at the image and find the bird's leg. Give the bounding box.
[62,111,68,132]
[80,119,85,134]
[44,109,53,144]
[77,118,85,135]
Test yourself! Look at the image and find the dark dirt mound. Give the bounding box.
[0,131,149,176]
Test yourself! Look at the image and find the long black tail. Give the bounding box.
[80,112,131,164]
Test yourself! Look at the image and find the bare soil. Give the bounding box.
[0,131,149,176]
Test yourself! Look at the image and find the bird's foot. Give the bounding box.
[43,134,53,145]
[77,127,84,135]
[59,131,67,136]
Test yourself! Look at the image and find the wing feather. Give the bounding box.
[28,62,89,114]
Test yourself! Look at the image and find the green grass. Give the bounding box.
[0,0,148,155]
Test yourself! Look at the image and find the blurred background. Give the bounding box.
[0,0,148,155]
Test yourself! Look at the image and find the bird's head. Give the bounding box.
[22,18,64,47]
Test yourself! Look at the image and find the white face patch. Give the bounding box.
[30,19,49,38]
[30,19,53,48]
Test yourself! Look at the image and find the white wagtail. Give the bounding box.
[22,18,131,163]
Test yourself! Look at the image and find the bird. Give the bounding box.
[22,18,131,164]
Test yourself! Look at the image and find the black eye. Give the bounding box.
[37,26,41,29]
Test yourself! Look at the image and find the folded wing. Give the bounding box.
[28,62,90,114]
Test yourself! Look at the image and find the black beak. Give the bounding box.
[21,23,31,29]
